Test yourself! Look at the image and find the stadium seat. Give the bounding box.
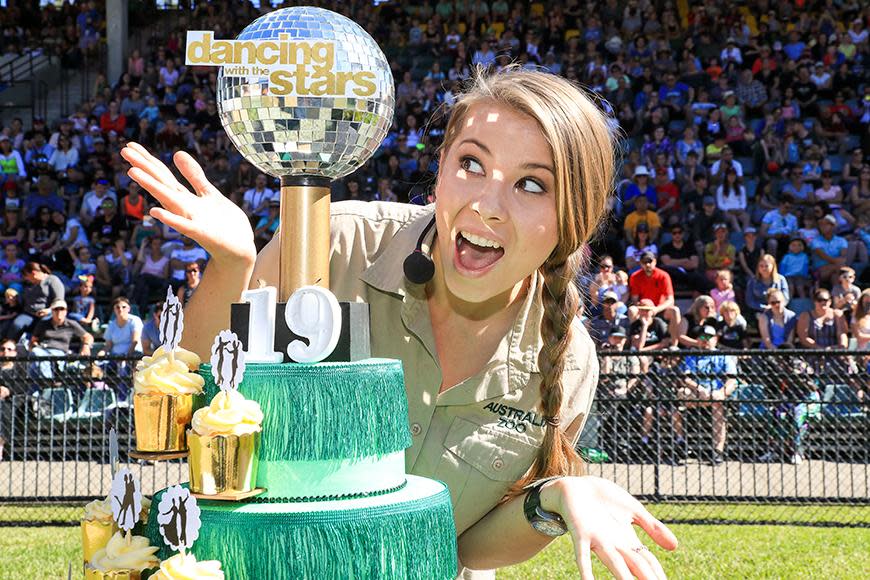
[745,178,758,199]
[735,384,768,417]
[36,388,75,422]
[822,384,864,417]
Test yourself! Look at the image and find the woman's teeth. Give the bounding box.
[459,231,502,249]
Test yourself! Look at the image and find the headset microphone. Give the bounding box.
[403,216,437,284]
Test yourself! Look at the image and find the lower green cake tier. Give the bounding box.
[144,475,457,579]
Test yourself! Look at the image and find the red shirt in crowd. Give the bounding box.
[100,112,127,135]
[629,267,674,306]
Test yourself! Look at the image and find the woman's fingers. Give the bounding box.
[124,142,183,188]
[632,506,678,551]
[595,543,633,580]
[618,545,659,580]
[173,151,217,197]
[149,207,199,239]
[576,538,594,580]
[128,166,192,219]
[639,546,668,580]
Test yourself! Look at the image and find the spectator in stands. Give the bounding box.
[101,296,143,360]
[587,256,623,312]
[717,301,749,350]
[745,254,790,320]
[852,289,870,352]
[625,223,658,272]
[88,198,127,251]
[658,223,711,293]
[28,206,59,263]
[758,288,797,350]
[0,243,25,294]
[797,289,849,350]
[760,195,799,257]
[710,270,736,312]
[47,135,79,174]
[630,299,672,352]
[254,200,280,251]
[691,196,725,255]
[131,235,169,313]
[587,291,629,347]
[677,295,717,349]
[810,214,849,287]
[96,238,133,300]
[0,208,25,248]
[715,167,749,232]
[674,325,738,466]
[779,237,812,299]
[622,165,656,214]
[79,179,117,227]
[623,196,661,245]
[704,223,736,282]
[0,289,21,339]
[736,227,762,284]
[242,174,277,227]
[29,299,93,379]
[141,306,161,356]
[628,252,680,344]
[0,136,26,186]
[599,326,640,397]
[68,275,96,330]
[176,263,200,306]
[4,262,64,341]
[831,267,860,318]
[0,336,24,459]
[168,236,207,292]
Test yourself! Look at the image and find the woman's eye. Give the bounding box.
[459,156,483,175]
[518,177,546,194]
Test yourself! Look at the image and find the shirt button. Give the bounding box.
[492,457,504,471]
[410,423,422,436]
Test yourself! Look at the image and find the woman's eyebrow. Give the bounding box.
[459,138,554,175]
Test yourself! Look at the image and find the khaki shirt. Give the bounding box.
[326,201,599,540]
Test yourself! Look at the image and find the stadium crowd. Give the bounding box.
[0,0,868,463]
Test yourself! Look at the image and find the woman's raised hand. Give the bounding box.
[121,142,257,265]
[554,476,678,579]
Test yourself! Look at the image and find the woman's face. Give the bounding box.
[434,101,558,304]
[758,259,772,276]
[114,301,130,319]
[722,308,737,324]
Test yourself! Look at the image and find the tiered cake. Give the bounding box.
[144,359,457,579]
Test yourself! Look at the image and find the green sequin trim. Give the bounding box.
[238,479,408,504]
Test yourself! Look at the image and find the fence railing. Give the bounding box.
[0,350,867,526]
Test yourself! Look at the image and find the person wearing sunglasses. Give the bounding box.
[0,337,25,460]
[176,263,201,306]
[758,288,797,350]
[797,289,848,350]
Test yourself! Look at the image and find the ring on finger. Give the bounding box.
[632,546,649,553]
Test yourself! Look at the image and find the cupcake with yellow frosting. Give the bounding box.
[133,346,205,453]
[152,552,224,580]
[87,531,159,579]
[188,389,263,495]
[81,497,152,577]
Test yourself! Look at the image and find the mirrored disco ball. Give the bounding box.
[217,6,395,180]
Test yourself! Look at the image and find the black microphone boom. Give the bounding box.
[403,215,436,284]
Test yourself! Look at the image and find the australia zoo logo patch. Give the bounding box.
[483,402,545,434]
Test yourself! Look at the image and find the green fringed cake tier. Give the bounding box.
[198,358,412,498]
[145,476,457,580]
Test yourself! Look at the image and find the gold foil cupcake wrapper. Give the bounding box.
[81,519,116,572]
[85,569,142,580]
[188,430,261,495]
[134,393,194,452]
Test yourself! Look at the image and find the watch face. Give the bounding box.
[532,518,567,537]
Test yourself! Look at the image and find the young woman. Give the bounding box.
[715,167,749,232]
[758,288,796,350]
[122,69,677,578]
[745,254,790,318]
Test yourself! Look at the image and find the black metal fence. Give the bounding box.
[0,351,867,527]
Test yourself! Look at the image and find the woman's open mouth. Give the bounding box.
[454,230,505,275]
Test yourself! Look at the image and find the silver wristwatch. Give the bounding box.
[523,477,568,537]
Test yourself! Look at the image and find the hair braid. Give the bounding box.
[507,251,586,498]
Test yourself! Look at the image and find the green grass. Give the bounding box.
[1,504,867,579]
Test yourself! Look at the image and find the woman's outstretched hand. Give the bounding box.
[549,475,678,579]
[120,142,257,266]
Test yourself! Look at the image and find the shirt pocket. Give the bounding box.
[438,416,540,535]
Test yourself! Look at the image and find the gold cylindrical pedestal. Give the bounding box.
[188,430,260,495]
[278,177,331,301]
[82,519,115,577]
[133,393,194,452]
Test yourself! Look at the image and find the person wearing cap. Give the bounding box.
[29,298,93,379]
[703,223,736,281]
[23,131,54,169]
[586,291,629,348]
[673,326,738,466]
[810,214,849,286]
[628,254,680,345]
[622,165,657,213]
[623,196,661,245]
[760,195,799,257]
[720,37,743,67]
[87,197,127,251]
[659,224,712,293]
[79,178,118,227]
